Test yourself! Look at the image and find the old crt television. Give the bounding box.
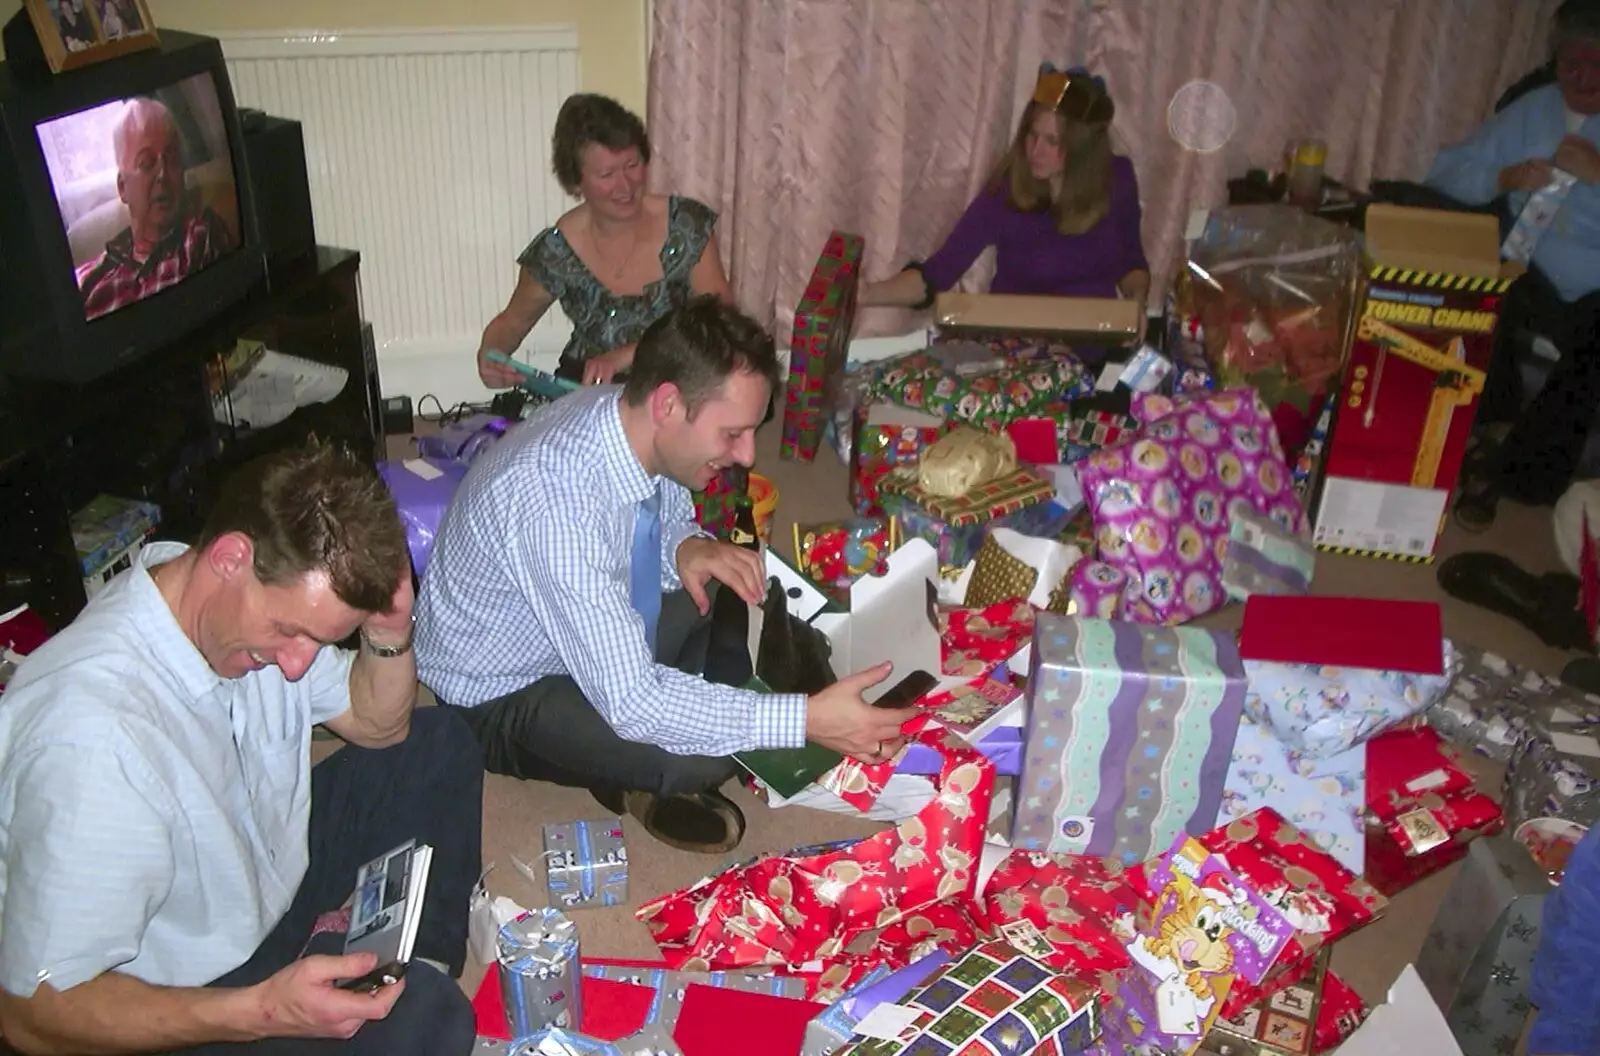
[0,29,263,384]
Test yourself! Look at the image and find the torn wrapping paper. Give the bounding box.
[1097,836,1296,1055]
[979,850,1143,988]
[1238,595,1455,760]
[1220,509,1314,601]
[1501,696,1600,833]
[1423,644,1577,764]
[1128,808,1389,1019]
[802,952,952,1056]
[1311,970,1369,1053]
[783,231,864,463]
[1217,712,1366,876]
[1414,836,1549,1056]
[638,726,996,1002]
[499,908,583,1036]
[1076,388,1303,625]
[416,413,511,466]
[505,1028,632,1056]
[1013,613,1248,866]
[543,818,628,910]
[835,940,1102,1056]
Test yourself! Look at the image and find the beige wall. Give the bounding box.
[1,0,651,113]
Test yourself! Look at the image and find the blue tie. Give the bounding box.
[630,487,663,650]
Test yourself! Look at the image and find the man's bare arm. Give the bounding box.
[0,973,258,1055]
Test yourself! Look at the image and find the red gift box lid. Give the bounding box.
[1239,595,1444,675]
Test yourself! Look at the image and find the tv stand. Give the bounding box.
[0,247,382,628]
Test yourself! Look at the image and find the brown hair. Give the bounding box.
[196,438,407,613]
[992,100,1114,236]
[622,296,781,415]
[551,93,652,195]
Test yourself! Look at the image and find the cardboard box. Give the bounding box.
[934,291,1142,344]
[1312,206,1511,562]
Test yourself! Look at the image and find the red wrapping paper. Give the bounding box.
[979,850,1142,992]
[1311,969,1369,1053]
[940,599,1036,678]
[637,727,996,1000]
[1127,808,1388,1018]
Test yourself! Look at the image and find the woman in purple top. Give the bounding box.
[860,65,1150,314]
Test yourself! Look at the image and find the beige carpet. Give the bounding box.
[397,412,1573,1010]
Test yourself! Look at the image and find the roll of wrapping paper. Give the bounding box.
[497,908,583,1038]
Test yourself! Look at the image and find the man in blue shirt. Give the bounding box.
[1528,822,1600,1055]
[416,297,915,855]
[1427,0,1600,527]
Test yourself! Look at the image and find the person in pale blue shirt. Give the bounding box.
[1426,0,1600,527]
[416,296,914,855]
[0,442,482,1056]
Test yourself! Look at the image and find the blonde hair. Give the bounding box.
[991,101,1113,236]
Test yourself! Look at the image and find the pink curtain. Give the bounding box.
[649,0,1564,345]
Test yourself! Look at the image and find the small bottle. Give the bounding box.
[1288,139,1327,208]
[726,467,760,552]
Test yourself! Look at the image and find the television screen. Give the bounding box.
[34,70,240,322]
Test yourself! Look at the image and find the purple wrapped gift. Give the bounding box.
[897,726,1021,776]
[415,413,510,466]
[378,457,466,575]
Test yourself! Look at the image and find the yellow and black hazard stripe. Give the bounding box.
[1315,543,1435,564]
[1367,265,1513,293]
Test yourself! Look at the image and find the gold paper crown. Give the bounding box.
[1033,68,1115,125]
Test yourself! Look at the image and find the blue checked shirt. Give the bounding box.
[415,386,808,757]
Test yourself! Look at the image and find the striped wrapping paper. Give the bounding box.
[1013,613,1248,865]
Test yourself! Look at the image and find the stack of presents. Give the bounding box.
[375,205,1597,1055]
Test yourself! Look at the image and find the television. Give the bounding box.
[0,27,263,384]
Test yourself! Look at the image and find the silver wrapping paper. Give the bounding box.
[1424,645,1546,763]
[498,908,583,1038]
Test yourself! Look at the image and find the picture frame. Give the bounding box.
[22,0,158,74]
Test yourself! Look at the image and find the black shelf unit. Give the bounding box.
[0,247,382,628]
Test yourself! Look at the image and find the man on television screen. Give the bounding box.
[74,96,236,322]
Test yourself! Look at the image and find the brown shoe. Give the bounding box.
[590,787,746,854]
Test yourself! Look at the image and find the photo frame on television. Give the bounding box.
[23,0,158,74]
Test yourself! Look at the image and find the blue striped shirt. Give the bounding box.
[414,387,808,757]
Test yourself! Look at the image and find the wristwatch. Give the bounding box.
[360,615,415,658]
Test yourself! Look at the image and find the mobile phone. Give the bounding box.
[873,669,938,708]
[336,961,408,993]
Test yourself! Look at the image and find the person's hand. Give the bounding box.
[1499,158,1556,194]
[676,537,765,613]
[806,661,919,764]
[582,345,636,386]
[476,347,523,389]
[1555,136,1600,184]
[246,953,405,1040]
[360,556,415,650]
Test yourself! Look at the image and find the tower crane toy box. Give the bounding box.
[1311,205,1514,562]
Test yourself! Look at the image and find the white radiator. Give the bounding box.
[219,28,581,405]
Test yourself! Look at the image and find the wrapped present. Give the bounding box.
[1311,970,1368,1054]
[638,728,995,994]
[852,403,953,517]
[784,231,865,463]
[1424,644,1557,764]
[1171,206,1361,461]
[1220,509,1315,601]
[691,466,747,541]
[1077,388,1303,625]
[884,482,1072,572]
[835,940,1102,1056]
[1059,560,1136,620]
[377,457,467,576]
[1099,836,1297,1054]
[415,412,510,466]
[964,528,1084,611]
[1129,808,1390,1012]
[1502,701,1600,833]
[69,493,162,591]
[793,518,899,591]
[543,817,628,910]
[1364,727,1505,896]
[866,345,1094,431]
[980,850,1143,987]
[1009,408,1141,465]
[802,952,951,1056]
[1414,836,1549,1056]
[1204,948,1329,1056]
[1238,596,1454,760]
[1217,712,1366,876]
[1013,613,1248,865]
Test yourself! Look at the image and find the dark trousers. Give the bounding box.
[179,706,484,1055]
[450,589,747,797]
[1481,266,1600,505]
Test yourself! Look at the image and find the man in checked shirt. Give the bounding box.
[74,96,236,321]
[416,297,916,853]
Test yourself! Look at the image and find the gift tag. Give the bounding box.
[1395,808,1448,855]
[853,1003,923,1042]
[402,458,444,481]
[1404,769,1448,793]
